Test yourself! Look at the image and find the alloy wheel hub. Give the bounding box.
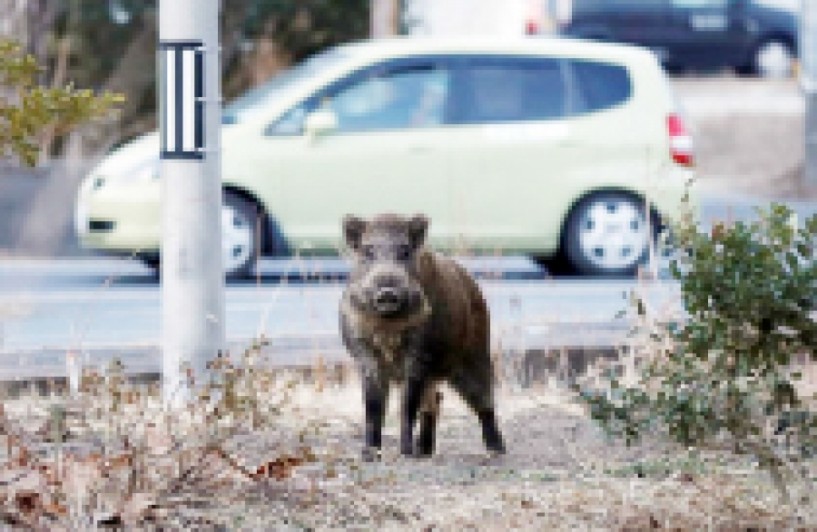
[578,200,648,270]
[221,204,254,273]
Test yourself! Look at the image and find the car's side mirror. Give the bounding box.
[303,108,338,138]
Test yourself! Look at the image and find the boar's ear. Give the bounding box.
[343,215,366,251]
[408,214,429,250]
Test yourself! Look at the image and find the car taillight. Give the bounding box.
[668,113,694,167]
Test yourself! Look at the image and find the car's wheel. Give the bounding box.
[138,253,161,275]
[221,191,259,279]
[135,192,259,278]
[563,192,654,277]
[751,39,794,78]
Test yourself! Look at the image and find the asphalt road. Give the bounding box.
[0,187,817,379]
[0,189,815,378]
[0,255,688,379]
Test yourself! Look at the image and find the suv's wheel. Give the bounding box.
[222,191,259,279]
[751,39,794,78]
[563,192,653,277]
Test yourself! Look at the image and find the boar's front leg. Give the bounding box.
[401,349,434,457]
[400,377,427,457]
[361,367,388,462]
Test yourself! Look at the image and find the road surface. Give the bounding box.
[0,190,814,380]
[0,256,685,379]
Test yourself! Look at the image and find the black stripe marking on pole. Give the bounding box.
[195,48,204,152]
[174,46,184,154]
[159,41,205,160]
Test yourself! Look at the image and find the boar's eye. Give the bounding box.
[362,245,376,260]
[396,245,411,261]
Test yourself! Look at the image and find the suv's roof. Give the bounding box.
[334,36,659,68]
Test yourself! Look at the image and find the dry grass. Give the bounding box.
[0,349,814,530]
[1,201,815,527]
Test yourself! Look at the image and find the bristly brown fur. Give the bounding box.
[340,214,505,459]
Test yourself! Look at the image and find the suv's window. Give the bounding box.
[453,58,566,124]
[569,60,632,115]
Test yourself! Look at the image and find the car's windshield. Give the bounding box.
[222,45,354,124]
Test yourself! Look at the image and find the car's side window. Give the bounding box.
[325,64,450,132]
[267,105,309,136]
[265,62,450,136]
[452,58,566,124]
[568,60,632,115]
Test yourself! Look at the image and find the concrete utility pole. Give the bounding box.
[159,0,224,407]
[803,0,817,187]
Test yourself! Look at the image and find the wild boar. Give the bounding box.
[339,213,506,460]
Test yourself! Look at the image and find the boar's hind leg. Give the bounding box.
[362,372,388,461]
[415,385,442,457]
[449,366,506,454]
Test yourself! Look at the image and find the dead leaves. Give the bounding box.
[0,400,314,528]
[0,436,313,527]
[254,453,308,481]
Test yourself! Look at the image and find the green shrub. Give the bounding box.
[583,199,817,500]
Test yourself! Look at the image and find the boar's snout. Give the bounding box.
[351,266,425,318]
[367,269,413,316]
[373,285,403,314]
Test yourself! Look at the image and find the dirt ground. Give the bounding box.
[165,381,817,530]
[2,369,815,530]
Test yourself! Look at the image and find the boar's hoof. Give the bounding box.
[487,441,507,455]
[412,443,434,458]
[361,446,382,462]
[400,442,415,457]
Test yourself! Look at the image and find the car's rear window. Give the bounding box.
[449,56,631,124]
[452,58,566,124]
[569,60,632,114]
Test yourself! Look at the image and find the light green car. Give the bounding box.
[75,37,695,277]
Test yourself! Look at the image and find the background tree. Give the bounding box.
[5,0,369,156]
[0,38,122,165]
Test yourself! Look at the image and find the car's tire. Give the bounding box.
[138,253,161,275]
[563,192,655,277]
[750,39,795,78]
[532,251,576,277]
[221,190,259,279]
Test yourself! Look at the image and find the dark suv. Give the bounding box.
[560,0,798,77]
